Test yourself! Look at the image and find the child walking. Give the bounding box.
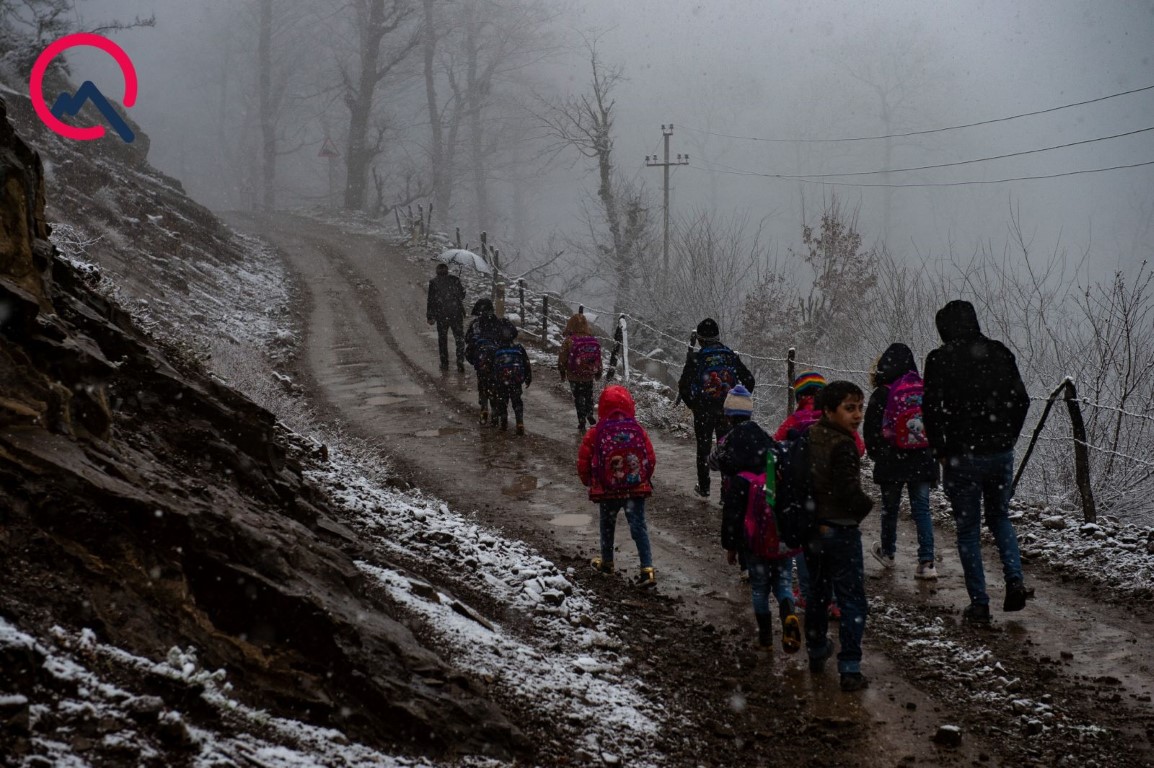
[557,312,603,432]
[711,385,802,652]
[864,343,939,579]
[578,385,658,588]
[490,324,532,435]
[804,380,874,692]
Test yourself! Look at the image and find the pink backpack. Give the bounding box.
[567,335,603,378]
[881,371,930,450]
[592,418,650,492]
[738,470,797,560]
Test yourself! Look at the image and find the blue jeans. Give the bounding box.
[942,451,1023,606]
[599,498,652,568]
[804,525,868,675]
[879,481,935,563]
[747,552,794,620]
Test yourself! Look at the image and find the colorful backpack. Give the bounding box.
[470,337,499,374]
[592,418,650,492]
[691,346,739,404]
[567,335,603,378]
[737,470,797,560]
[881,371,930,450]
[769,433,816,549]
[492,346,525,387]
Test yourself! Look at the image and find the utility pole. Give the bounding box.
[645,124,689,271]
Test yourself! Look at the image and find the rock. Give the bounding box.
[409,580,441,603]
[1042,516,1067,530]
[932,724,962,747]
[1024,719,1044,735]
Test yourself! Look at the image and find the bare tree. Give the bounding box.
[338,0,419,210]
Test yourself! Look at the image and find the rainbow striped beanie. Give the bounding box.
[793,371,826,398]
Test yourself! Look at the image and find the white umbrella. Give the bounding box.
[438,249,492,274]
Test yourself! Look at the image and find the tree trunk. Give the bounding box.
[423,0,450,218]
[257,0,276,210]
[465,3,489,235]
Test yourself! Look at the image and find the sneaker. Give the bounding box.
[915,561,939,580]
[693,484,710,498]
[590,557,614,574]
[840,673,870,692]
[808,643,832,674]
[871,541,895,569]
[781,613,802,655]
[1003,581,1031,612]
[962,603,991,626]
[515,422,525,436]
[634,567,657,589]
[479,409,489,425]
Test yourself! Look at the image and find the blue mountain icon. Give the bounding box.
[49,80,135,143]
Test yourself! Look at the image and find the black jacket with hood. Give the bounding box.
[923,300,1030,458]
[864,343,939,485]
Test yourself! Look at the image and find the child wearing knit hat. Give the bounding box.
[710,384,802,653]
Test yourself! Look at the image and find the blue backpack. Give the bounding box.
[470,337,499,373]
[768,433,816,549]
[691,346,739,404]
[493,346,525,387]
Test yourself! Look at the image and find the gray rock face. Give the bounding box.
[0,97,522,761]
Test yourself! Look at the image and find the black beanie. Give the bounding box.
[696,318,720,340]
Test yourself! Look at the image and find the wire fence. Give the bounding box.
[436,230,1154,526]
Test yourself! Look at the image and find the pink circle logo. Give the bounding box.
[29,33,138,142]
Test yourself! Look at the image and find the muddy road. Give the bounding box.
[226,212,1154,767]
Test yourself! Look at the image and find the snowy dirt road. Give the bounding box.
[226,212,1154,767]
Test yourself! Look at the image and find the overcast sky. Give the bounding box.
[69,0,1154,275]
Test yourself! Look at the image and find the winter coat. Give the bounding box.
[808,417,874,526]
[923,300,1030,458]
[427,274,465,322]
[864,343,939,485]
[710,419,773,552]
[465,313,517,368]
[577,386,656,501]
[775,395,865,455]
[557,314,601,383]
[677,342,755,413]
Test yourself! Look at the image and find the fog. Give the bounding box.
[69,0,1154,279]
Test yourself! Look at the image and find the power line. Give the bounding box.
[689,158,1154,188]
[748,125,1154,180]
[680,83,1154,144]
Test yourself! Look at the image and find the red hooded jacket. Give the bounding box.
[577,385,656,500]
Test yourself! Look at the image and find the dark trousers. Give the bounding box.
[804,524,868,675]
[476,375,496,411]
[571,381,594,425]
[436,316,464,368]
[693,408,728,491]
[493,385,524,424]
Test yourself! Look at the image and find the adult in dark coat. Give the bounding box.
[923,300,1032,624]
[863,343,939,578]
[678,318,755,498]
[426,263,466,372]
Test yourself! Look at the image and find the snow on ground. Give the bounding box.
[0,617,457,767]
[308,454,670,765]
[867,597,1113,767]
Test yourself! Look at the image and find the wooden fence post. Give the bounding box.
[455,227,461,248]
[541,294,549,345]
[1064,379,1097,523]
[619,315,630,383]
[519,279,525,328]
[787,347,797,413]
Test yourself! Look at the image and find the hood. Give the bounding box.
[598,384,636,419]
[875,343,917,386]
[563,313,591,336]
[935,300,981,343]
[471,298,495,317]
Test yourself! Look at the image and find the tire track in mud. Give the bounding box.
[227,212,1154,767]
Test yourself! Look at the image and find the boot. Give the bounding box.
[515,421,525,436]
[755,613,774,649]
[634,567,657,589]
[499,416,508,431]
[590,557,614,574]
[779,599,802,654]
[479,409,489,425]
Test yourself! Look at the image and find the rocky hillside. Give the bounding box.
[0,94,521,762]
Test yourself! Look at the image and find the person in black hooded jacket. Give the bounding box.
[464,298,515,424]
[923,300,1032,625]
[863,343,939,580]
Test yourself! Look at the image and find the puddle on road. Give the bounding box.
[414,427,463,438]
[549,513,592,527]
[503,475,539,495]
